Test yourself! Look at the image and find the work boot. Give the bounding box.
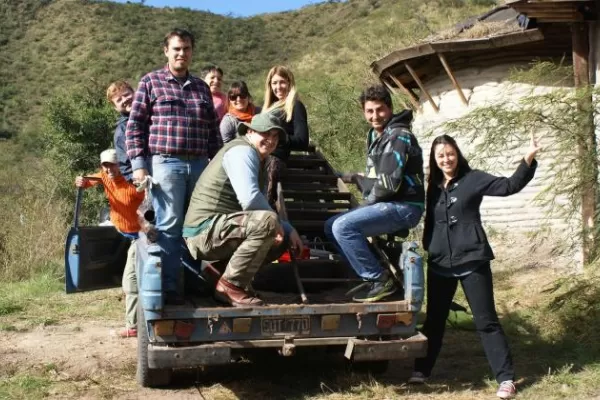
[215,278,264,307]
[352,272,397,303]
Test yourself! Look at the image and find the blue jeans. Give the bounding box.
[150,155,209,293]
[324,202,423,281]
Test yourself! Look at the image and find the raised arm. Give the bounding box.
[75,172,102,189]
[476,134,540,197]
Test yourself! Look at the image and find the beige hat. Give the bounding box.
[100,149,118,164]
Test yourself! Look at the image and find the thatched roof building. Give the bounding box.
[371,0,598,267]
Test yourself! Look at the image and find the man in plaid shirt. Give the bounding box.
[126,28,222,304]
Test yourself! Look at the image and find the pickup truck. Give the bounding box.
[65,146,427,387]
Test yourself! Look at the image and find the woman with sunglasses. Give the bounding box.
[220,81,261,144]
[262,65,309,206]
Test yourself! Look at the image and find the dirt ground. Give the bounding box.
[0,318,489,399]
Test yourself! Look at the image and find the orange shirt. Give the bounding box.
[84,171,145,233]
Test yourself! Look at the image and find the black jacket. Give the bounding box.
[271,100,309,161]
[423,159,537,268]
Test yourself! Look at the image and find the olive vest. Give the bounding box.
[183,136,267,230]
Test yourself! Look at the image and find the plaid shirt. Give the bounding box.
[126,66,222,171]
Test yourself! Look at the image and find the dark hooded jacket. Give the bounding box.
[423,159,537,269]
[361,110,425,205]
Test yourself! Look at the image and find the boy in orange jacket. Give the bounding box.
[75,149,144,338]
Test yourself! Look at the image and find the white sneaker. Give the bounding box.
[496,380,516,399]
[408,371,427,384]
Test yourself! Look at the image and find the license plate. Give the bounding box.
[261,316,310,336]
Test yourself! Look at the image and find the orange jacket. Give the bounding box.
[83,171,144,234]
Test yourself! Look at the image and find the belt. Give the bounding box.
[154,153,206,160]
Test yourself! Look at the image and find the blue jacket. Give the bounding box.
[114,113,133,182]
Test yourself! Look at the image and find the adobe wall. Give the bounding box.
[410,62,582,268]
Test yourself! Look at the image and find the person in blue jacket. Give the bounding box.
[409,134,541,400]
[106,80,134,182]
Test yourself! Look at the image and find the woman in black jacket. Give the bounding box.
[410,134,540,400]
[262,65,309,207]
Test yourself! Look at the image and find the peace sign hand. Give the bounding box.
[524,132,542,166]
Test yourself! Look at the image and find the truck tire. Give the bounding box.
[136,306,173,387]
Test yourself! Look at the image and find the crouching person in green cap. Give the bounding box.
[183,112,304,307]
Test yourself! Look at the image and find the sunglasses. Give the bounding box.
[229,93,249,101]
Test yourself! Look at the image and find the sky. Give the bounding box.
[109,0,322,17]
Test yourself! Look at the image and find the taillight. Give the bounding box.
[376,313,413,329]
[153,320,175,336]
[321,315,341,331]
[152,320,195,339]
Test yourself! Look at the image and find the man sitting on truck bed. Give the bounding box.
[324,85,425,303]
[183,112,304,307]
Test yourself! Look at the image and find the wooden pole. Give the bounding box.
[438,53,469,106]
[381,79,411,110]
[385,73,421,111]
[571,22,597,264]
[404,62,439,112]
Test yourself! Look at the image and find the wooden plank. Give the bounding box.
[285,158,327,169]
[571,21,596,263]
[286,168,328,176]
[285,201,351,210]
[430,29,544,53]
[385,72,421,111]
[282,190,352,201]
[281,174,338,185]
[381,78,412,110]
[372,29,545,83]
[370,43,436,76]
[437,53,469,106]
[288,154,323,161]
[287,209,343,221]
[404,62,439,112]
[282,183,339,191]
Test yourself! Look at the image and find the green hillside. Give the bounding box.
[0,0,490,141]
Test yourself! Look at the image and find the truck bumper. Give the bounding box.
[147,333,427,369]
[344,332,427,361]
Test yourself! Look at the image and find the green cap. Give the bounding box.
[237,112,287,144]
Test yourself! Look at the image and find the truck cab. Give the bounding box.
[65,146,427,387]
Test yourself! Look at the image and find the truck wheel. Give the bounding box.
[349,360,390,375]
[136,306,173,387]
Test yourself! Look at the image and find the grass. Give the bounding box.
[0,273,122,331]
[0,373,52,400]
